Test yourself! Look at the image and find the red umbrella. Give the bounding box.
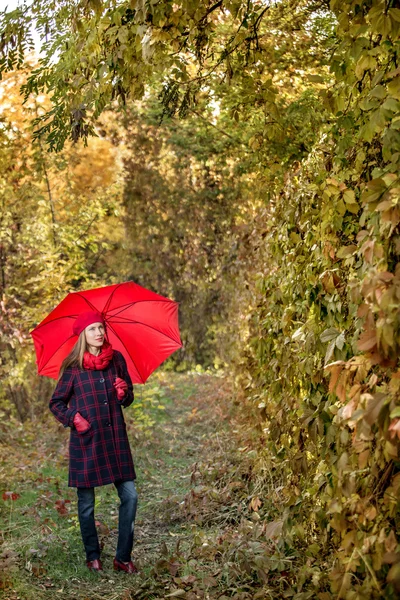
[30,281,182,383]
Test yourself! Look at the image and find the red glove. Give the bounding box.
[73,412,90,433]
[114,377,128,400]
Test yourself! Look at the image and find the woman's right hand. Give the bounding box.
[73,412,90,433]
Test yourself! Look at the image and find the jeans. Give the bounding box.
[77,480,138,562]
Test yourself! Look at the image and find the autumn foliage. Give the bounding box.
[1,0,400,597]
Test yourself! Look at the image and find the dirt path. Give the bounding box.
[132,372,235,593]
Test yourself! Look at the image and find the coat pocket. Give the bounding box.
[75,413,93,436]
[76,424,92,436]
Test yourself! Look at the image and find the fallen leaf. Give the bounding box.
[165,590,186,598]
[54,500,70,515]
[2,492,20,501]
[264,519,283,539]
[249,496,262,512]
[385,530,398,553]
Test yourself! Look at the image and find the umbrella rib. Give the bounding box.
[105,298,178,317]
[102,283,124,315]
[103,303,134,321]
[122,298,177,304]
[106,322,146,384]
[31,314,77,332]
[109,320,182,346]
[107,303,172,320]
[104,301,178,325]
[73,293,99,312]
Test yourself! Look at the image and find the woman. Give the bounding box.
[49,310,138,574]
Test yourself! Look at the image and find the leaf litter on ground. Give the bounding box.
[1,372,329,599]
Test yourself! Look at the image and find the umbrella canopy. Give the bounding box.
[30,281,182,383]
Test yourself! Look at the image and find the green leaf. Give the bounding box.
[388,78,400,100]
[370,85,387,99]
[307,74,324,83]
[359,120,376,143]
[324,338,336,365]
[382,97,400,112]
[337,245,357,258]
[292,327,305,342]
[335,332,346,350]
[355,53,377,78]
[361,179,386,204]
[320,328,340,343]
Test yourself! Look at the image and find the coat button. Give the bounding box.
[99,378,105,383]
[105,421,111,426]
[104,401,108,405]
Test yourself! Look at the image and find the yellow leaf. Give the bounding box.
[385,440,398,459]
[358,449,370,469]
[343,189,356,204]
[249,496,262,512]
[389,8,400,23]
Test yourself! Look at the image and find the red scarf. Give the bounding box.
[83,340,114,371]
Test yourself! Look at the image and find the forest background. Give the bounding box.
[1,0,400,598]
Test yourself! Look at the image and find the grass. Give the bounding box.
[1,371,390,600]
[0,371,236,600]
[2,370,311,600]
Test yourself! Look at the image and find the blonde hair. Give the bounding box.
[58,331,88,380]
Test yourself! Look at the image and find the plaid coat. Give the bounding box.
[49,350,136,488]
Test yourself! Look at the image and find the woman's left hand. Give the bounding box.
[114,377,128,400]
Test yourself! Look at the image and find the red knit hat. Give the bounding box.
[73,311,105,336]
